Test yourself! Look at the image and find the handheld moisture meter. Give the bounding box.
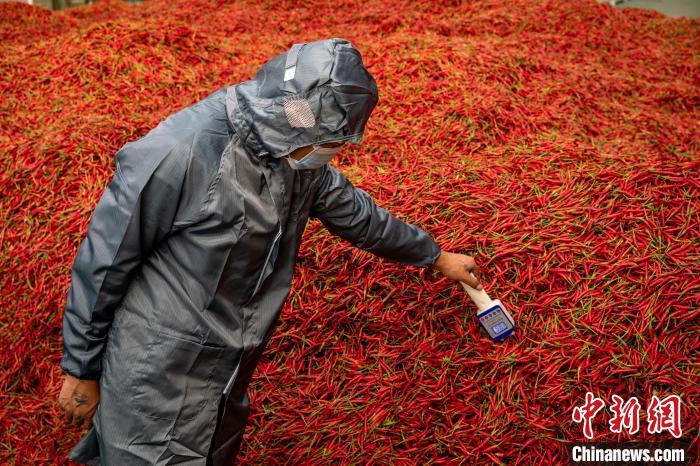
[460,274,515,342]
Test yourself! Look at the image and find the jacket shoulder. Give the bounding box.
[150,88,232,171]
[121,89,235,229]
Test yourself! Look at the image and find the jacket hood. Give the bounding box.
[225,38,379,160]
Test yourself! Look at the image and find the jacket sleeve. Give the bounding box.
[60,138,192,380]
[309,163,442,268]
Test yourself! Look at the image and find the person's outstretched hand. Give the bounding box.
[432,251,483,290]
[58,373,100,429]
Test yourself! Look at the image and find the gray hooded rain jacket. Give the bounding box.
[61,38,442,465]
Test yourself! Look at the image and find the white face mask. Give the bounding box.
[285,144,342,170]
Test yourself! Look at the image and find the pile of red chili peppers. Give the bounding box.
[1,0,697,463]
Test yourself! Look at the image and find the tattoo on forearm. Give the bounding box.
[74,393,89,407]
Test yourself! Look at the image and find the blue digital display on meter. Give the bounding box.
[492,322,507,334]
[477,300,515,341]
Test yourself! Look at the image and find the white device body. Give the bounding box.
[460,279,515,341]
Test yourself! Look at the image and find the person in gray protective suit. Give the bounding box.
[57,38,483,465]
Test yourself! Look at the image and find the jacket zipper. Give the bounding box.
[246,162,284,304]
[246,224,282,304]
[225,163,282,396]
[223,351,243,396]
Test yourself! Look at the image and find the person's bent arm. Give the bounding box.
[309,163,482,288]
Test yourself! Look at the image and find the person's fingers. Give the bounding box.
[60,396,73,421]
[474,268,484,288]
[71,413,84,427]
[462,258,473,270]
[464,272,480,289]
[64,409,74,425]
[82,412,94,429]
[67,410,77,426]
[470,266,480,280]
[67,404,83,427]
[465,257,484,289]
